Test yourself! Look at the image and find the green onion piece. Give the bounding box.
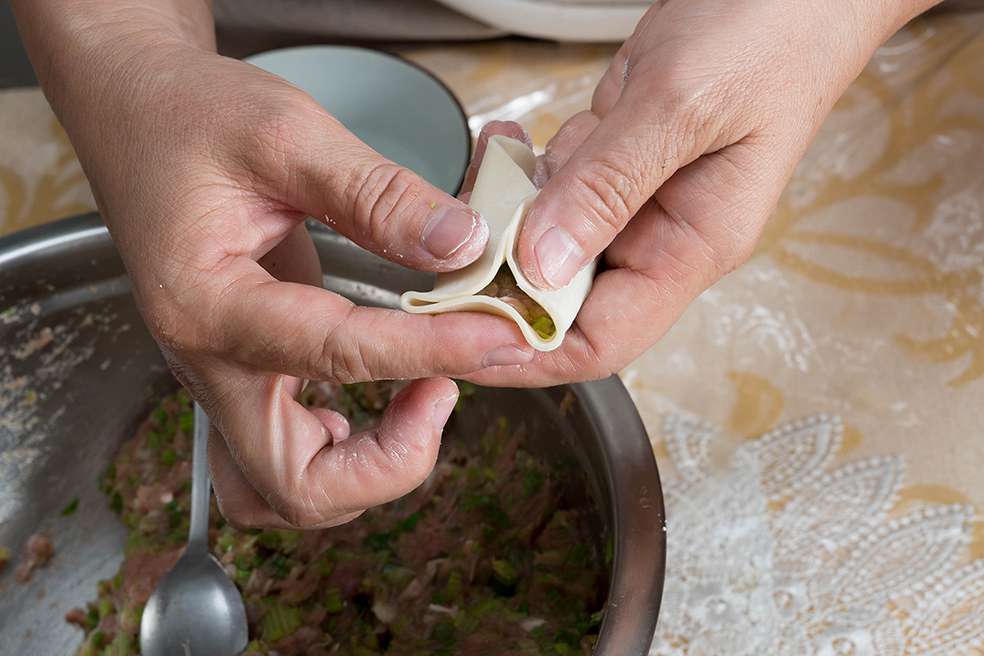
[523,469,544,497]
[178,410,193,434]
[216,533,235,552]
[109,492,123,514]
[244,640,264,655]
[256,530,281,549]
[324,587,344,613]
[491,559,518,585]
[146,431,161,450]
[278,530,301,550]
[531,315,556,340]
[454,381,477,411]
[119,603,143,634]
[363,532,391,551]
[438,570,463,604]
[83,604,99,630]
[97,598,114,619]
[565,543,589,568]
[234,554,255,570]
[160,448,177,466]
[61,497,80,516]
[394,511,422,534]
[260,600,302,642]
[432,619,456,646]
[105,630,133,655]
[268,553,291,579]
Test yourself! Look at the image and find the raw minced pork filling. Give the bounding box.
[68,381,606,655]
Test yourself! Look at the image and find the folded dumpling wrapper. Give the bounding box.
[400,136,595,352]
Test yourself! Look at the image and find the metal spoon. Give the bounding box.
[140,403,248,656]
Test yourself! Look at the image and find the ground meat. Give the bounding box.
[69,382,606,655]
[477,266,556,339]
[15,533,53,583]
[64,608,88,628]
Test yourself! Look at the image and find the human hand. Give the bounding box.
[470,0,936,386]
[13,2,534,528]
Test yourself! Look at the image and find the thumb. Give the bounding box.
[515,92,707,289]
[252,109,488,273]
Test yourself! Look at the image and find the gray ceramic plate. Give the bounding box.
[0,215,664,655]
[246,45,472,195]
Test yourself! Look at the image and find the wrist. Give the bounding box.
[12,2,215,123]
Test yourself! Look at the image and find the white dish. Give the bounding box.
[435,0,646,42]
[246,46,471,194]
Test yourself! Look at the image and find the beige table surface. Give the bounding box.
[2,11,984,654]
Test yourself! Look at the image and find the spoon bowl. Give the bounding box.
[139,551,248,656]
[139,404,248,656]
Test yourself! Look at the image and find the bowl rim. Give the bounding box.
[0,214,665,655]
[244,44,474,196]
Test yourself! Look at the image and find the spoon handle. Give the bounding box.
[187,402,211,555]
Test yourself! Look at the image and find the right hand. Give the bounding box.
[36,32,534,528]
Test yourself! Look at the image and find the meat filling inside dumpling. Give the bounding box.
[478,265,556,339]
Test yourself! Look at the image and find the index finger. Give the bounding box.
[184,256,534,382]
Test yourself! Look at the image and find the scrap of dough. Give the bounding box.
[400,136,595,352]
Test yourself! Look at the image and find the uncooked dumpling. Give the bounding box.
[400,136,595,352]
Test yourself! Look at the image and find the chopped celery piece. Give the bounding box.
[531,314,556,339]
[61,497,80,516]
[260,600,301,642]
[324,587,344,613]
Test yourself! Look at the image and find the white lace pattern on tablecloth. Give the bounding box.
[652,414,984,656]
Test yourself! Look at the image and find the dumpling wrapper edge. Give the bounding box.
[400,135,596,352]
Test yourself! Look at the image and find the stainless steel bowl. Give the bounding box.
[0,215,665,655]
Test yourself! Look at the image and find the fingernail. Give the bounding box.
[534,226,584,288]
[421,205,481,259]
[482,345,535,368]
[431,394,459,430]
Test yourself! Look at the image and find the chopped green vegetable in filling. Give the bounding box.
[61,497,80,517]
[478,266,556,339]
[68,383,606,655]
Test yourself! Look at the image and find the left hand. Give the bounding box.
[468,0,932,386]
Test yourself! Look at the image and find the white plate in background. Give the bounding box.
[246,46,471,195]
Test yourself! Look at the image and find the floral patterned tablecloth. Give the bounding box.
[2,10,983,655]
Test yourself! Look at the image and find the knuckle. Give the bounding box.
[571,158,638,237]
[144,301,197,354]
[220,507,256,531]
[349,163,422,245]
[214,494,258,530]
[271,495,319,529]
[399,443,440,489]
[724,233,757,272]
[251,103,301,166]
[238,93,325,189]
[697,219,755,279]
[320,335,371,384]
[316,308,375,383]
